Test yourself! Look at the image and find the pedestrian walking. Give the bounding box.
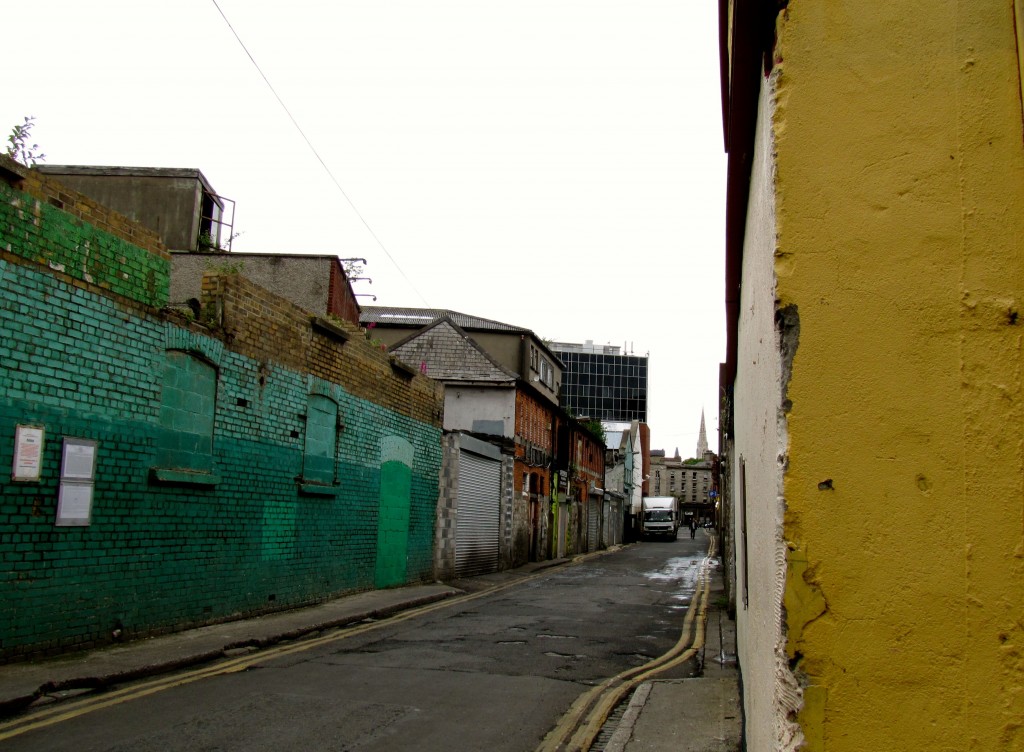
[689,517,697,539]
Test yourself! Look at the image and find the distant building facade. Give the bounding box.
[361,307,563,407]
[649,448,717,525]
[550,340,648,422]
[604,420,651,541]
[360,308,610,573]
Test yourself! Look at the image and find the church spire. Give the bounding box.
[696,410,709,458]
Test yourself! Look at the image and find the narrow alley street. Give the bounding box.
[2,535,712,752]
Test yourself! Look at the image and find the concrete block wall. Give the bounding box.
[0,162,444,661]
[501,454,518,568]
[433,433,461,581]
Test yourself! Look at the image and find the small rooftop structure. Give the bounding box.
[36,165,235,253]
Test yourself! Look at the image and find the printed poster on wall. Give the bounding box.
[12,425,45,481]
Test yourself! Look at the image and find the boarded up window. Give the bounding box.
[303,395,339,485]
[157,350,216,472]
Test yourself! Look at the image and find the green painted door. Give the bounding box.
[375,437,413,588]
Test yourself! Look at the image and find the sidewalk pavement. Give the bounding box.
[602,567,743,752]
[0,551,742,751]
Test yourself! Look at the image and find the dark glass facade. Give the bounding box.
[554,349,648,422]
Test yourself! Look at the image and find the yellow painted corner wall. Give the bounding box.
[772,1,1024,749]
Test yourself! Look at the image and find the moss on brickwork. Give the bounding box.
[0,227,442,661]
[0,180,169,307]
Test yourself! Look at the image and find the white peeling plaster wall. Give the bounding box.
[732,70,803,752]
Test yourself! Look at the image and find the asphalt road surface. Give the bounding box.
[6,533,710,752]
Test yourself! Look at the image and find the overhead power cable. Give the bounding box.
[208,0,430,307]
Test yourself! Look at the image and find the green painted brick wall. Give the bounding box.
[0,205,442,661]
[0,181,169,308]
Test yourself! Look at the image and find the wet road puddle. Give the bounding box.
[643,557,700,585]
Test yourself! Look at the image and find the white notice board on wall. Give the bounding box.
[61,438,97,481]
[56,482,94,526]
[56,438,98,527]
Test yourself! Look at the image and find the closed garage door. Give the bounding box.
[587,498,601,552]
[455,450,501,577]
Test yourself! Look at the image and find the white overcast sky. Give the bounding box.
[4,0,726,458]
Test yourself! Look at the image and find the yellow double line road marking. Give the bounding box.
[536,536,716,752]
[0,569,556,742]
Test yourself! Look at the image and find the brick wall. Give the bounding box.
[0,155,168,308]
[512,390,556,565]
[0,162,444,661]
[327,261,361,326]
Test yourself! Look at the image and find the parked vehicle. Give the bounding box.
[641,496,679,540]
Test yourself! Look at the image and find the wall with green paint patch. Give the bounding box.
[0,159,444,661]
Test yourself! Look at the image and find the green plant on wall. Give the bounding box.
[197,231,218,251]
[197,230,243,252]
[343,258,364,278]
[582,419,606,444]
[204,259,244,275]
[6,116,46,166]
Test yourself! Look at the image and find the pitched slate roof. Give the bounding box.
[390,318,518,382]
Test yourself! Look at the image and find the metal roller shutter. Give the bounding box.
[587,498,600,552]
[455,450,501,577]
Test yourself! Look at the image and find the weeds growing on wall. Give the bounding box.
[6,116,46,166]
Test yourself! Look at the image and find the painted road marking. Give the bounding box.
[536,536,716,752]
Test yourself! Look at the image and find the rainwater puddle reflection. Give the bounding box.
[642,557,698,584]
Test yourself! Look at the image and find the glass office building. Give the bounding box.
[552,342,648,422]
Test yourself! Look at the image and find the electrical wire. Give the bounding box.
[208,0,430,307]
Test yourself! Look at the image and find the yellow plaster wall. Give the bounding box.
[772,1,1024,748]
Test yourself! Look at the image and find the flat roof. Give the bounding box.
[37,165,219,196]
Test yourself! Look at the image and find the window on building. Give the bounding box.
[540,358,554,388]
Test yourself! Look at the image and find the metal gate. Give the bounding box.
[587,497,601,552]
[455,449,501,577]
